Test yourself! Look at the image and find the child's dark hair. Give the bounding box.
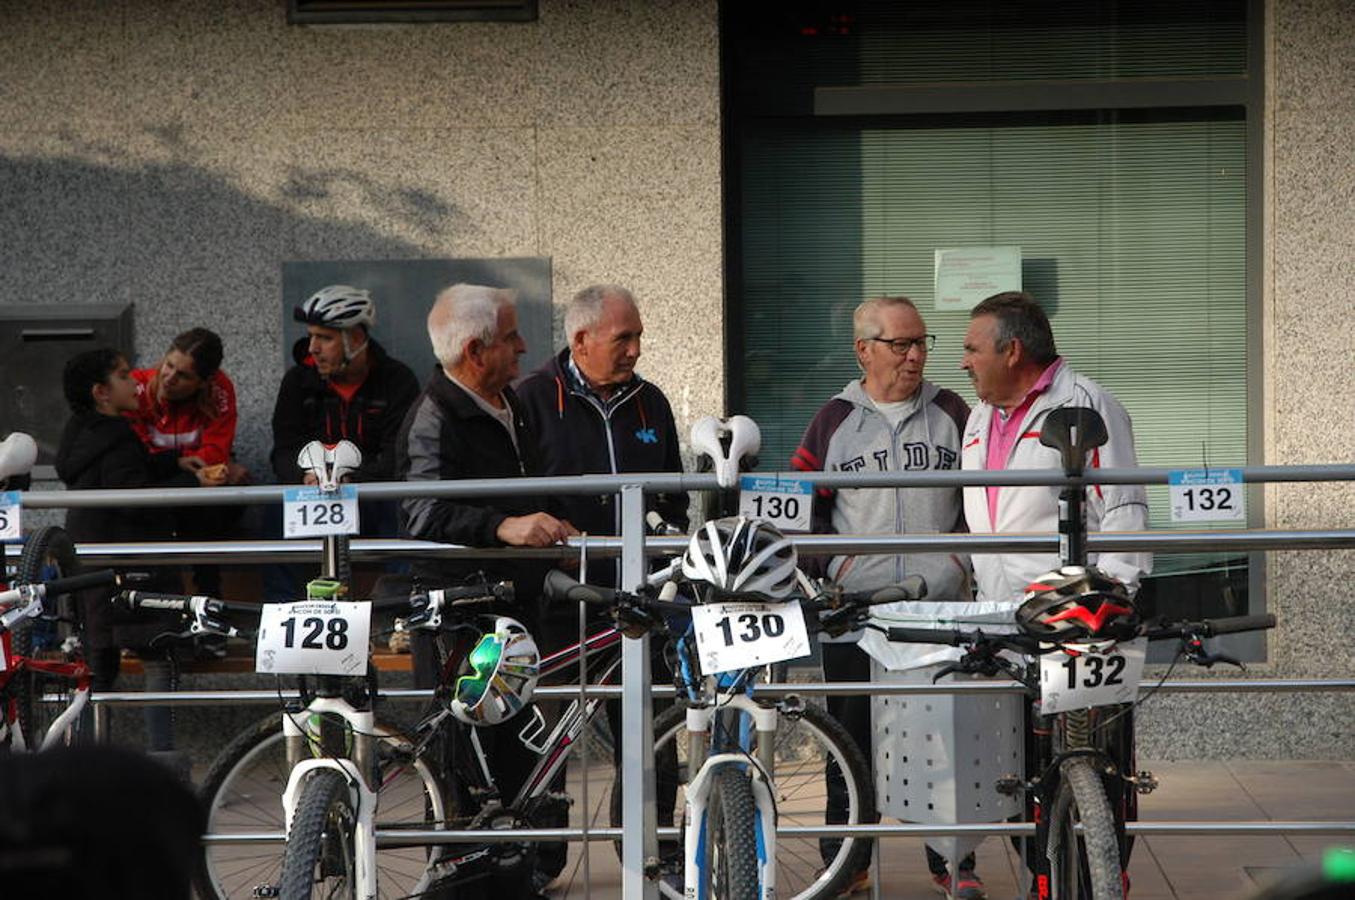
[63,348,126,413]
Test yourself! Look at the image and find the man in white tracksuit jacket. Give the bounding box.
[959,291,1151,600]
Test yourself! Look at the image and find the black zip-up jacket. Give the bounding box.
[270,337,420,484]
[395,368,549,597]
[54,410,197,648]
[516,350,689,552]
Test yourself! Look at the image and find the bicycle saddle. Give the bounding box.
[296,439,363,491]
[690,415,761,489]
[0,432,38,482]
[1039,406,1108,477]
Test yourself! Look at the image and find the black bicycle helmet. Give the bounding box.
[1016,565,1139,641]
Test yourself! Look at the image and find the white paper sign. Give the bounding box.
[255,600,371,676]
[1039,638,1147,714]
[283,486,360,538]
[690,600,812,675]
[738,476,813,532]
[0,492,20,543]
[934,246,1022,310]
[1168,469,1245,523]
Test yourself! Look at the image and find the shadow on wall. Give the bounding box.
[0,129,451,479]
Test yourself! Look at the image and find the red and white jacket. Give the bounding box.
[126,368,238,467]
[961,362,1151,603]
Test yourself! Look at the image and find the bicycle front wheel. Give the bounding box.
[1047,757,1124,900]
[629,700,875,900]
[13,525,83,747]
[280,768,358,899]
[196,715,448,900]
[708,766,762,900]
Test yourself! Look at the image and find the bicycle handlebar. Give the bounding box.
[1144,613,1276,640]
[0,569,118,608]
[882,613,1276,652]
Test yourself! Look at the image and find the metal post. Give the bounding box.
[618,484,658,899]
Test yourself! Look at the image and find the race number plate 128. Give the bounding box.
[0,491,20,543]
[255,600,371,676]
[1039,638,1148,714]
[690,600,812,675]
[737,476,813,532]
[1167,468,1246,523]
[283,485,360,538]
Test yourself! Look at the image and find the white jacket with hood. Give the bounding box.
[961,361,1152,604]
[792,378,972,640]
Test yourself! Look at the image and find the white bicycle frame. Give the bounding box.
[675,691,780,900]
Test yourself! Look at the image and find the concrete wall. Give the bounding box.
[0,0,724,479]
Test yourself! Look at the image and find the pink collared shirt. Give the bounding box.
[986,358,1064,528]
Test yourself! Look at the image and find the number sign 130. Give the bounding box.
[689,600,812,675]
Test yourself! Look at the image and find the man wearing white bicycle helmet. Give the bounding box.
[270,284,419,488]
[792,295,977,897]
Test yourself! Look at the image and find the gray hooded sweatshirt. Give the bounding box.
[792,379,972,639]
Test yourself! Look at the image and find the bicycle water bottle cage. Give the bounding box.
[305,578,346,600]
[1039,407,1108,477]
[690,415,761,489]
[296,439,363,492]
[0,432,38,490]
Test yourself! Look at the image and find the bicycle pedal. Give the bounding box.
[251,885,279,898]
[778,694,806,719]
[1133,770,1159,794]
[995,774,1025,796]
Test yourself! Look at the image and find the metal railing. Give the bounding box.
[12,463,1355,899]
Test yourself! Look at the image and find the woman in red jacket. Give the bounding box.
[126,328,247,598]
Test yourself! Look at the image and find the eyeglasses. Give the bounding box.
[454,633,505,708]
[867,334,936,355]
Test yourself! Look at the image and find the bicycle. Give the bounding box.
[861,407,1277,900]
[1,564,118,751]
[544,528,921,900]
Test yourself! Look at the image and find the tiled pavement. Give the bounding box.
[549,760,1355,899]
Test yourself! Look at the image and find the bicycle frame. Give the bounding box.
[0,635,92,752]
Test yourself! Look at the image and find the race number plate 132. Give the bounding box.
[737,476,813,532]
[255,600,372,676]
[689,600,812,675]
[283,485,360,538]
[1168,468,1246,524]
[1039,638,1147,715]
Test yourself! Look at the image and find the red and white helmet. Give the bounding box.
[1016,565,1139,641]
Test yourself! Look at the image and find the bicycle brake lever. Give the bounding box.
[1182,634,1245,670]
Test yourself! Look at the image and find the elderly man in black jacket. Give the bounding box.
[395,283,576,900]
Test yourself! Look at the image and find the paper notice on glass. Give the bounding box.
[934,246,1022,311]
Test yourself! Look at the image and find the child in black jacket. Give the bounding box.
[55,348,215,752]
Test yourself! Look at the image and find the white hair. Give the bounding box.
[564,284,636,343]
[428,283,516,367]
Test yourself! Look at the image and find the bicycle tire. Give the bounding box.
[1047,757,1124,900]
[620,700,875,900]
[195,714,449,900]
[13,525,81,746]
[709,766,762,900]
[279,768,358,900]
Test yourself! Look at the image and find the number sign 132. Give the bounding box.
[1168,468,1245,523]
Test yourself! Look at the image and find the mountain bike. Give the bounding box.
[1,564,117,751]
[867,407,1277,900]
[545,556,919,900]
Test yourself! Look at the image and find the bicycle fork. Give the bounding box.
[682,697,778,899]
[280,700,381,899]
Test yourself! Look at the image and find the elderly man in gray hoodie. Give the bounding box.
[791,295,984,897]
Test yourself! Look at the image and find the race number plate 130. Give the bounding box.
[256,600,372,676]
[737,476,813,532]
[1038,638,1148,714]
[689,600,812,675]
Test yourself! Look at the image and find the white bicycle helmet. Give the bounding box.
[294,285,376,331]
[681,516,798,600]
[450,616,540,727]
